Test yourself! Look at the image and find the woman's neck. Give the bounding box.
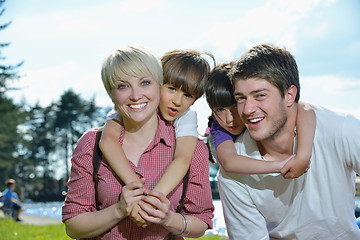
[121,114,159,165]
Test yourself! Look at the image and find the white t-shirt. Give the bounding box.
[218,105,360,240]
[106,108,198,138]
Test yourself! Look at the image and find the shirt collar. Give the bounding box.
[154,114,175,148]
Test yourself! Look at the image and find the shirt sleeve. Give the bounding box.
[341,113,360,173]
[106,109,122,122]
[210,118,237,148]
[62,129,98,222]
[173,109,198,138]
[217,168,269,239]
[183,140,214,228]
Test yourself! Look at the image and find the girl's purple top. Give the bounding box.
[210,118,239,148]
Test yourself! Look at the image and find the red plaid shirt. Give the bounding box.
[62,116,214,239]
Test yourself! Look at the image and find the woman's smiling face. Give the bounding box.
[111,75,160,125]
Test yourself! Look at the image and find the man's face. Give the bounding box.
[233,77,288,141]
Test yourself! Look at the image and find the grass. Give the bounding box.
[0,218,228,240]
[0,218,69,240]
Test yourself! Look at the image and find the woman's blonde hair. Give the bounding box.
[101,46,163,98]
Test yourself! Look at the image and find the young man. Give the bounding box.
[218,44,360,239]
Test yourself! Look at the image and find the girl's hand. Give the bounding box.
[281,155,310,179]
[117,178,146,218]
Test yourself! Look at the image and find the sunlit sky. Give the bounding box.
[3,0,360,134]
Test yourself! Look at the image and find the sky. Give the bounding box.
[2,0,360,134]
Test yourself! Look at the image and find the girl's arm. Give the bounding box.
[216,140,286,174]
[99,119,140,184]
[280,101,315,178]
[153,136,197,195]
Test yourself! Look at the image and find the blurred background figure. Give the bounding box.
[2,179,24,221]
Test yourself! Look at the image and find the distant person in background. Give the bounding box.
[218,43,360,239]
[3,179,24,221]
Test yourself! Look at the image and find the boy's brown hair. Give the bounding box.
[161,49,215,99]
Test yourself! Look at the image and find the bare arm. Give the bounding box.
[153,136,197,196]
[281,101,315,178]
[216,140,286,174]
[64,180,145,239]
[99,119,140,184]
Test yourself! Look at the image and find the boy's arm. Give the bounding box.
[99,119,140,184]
[153,136,197,196]
[281,101,315,178]
[101,120,149,227]
[216,140,286,174]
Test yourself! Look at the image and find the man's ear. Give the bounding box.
[286,85,297,107]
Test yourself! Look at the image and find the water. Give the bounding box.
[23,201,63,219]
[23,200,228,237]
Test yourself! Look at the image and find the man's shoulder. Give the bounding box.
[312,105,360,132]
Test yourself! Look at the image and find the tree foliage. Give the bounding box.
[53,89,101,180]
[0,0,25,185]
[0,1,106,200]
[0,1,23,94]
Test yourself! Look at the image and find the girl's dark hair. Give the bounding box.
[206,61,236,110]
[205,114,216,164]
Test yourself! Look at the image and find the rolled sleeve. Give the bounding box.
[183,140,214,228]
[62,129,98,222]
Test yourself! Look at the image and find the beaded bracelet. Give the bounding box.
[174,213,187,236]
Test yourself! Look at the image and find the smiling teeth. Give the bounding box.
[130,103,146,109]
[249,117,263,123]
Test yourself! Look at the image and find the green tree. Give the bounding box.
[0,0,23,94]
[0,96,26,183]
[53,89,101,181]
[21,103,57,179]
[0,0,25,186]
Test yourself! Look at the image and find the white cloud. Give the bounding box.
[54,15,102,33]
[120,0,166,13]
[8,61,79,106]
[300,74,360,115]
[188,0,337,60]
[302,75,360,94]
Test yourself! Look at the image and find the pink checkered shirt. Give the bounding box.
[62,116,214,239]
